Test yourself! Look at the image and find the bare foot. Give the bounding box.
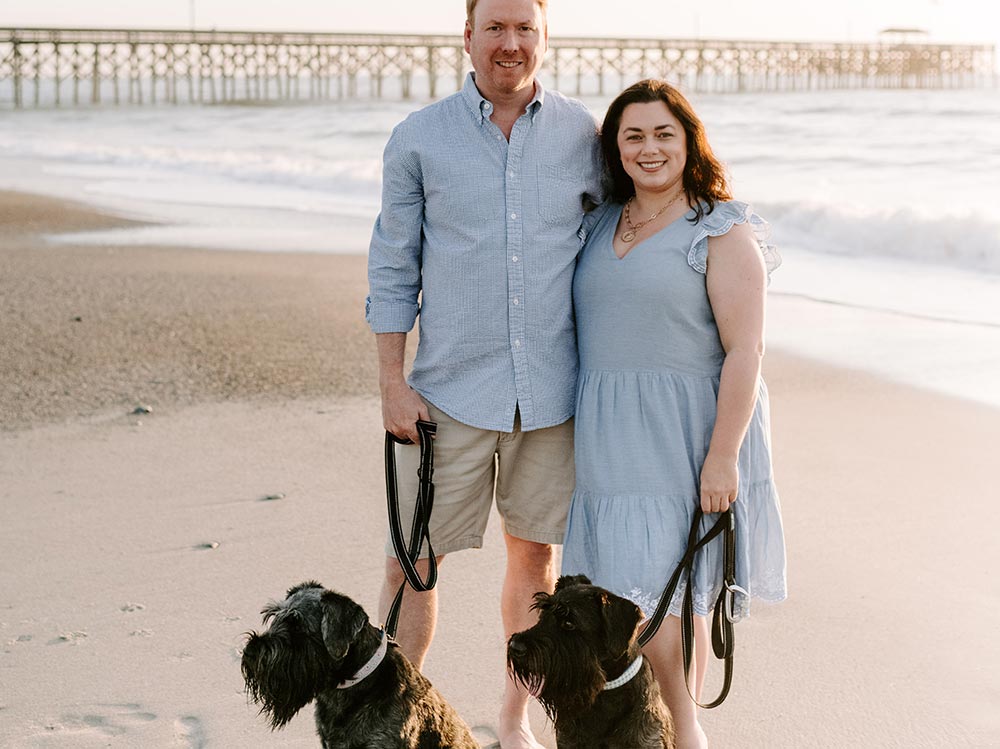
[500,668,545,748]
[497,713,545,749]
[675,720,709,749]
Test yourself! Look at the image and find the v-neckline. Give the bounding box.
[610,203,691,261]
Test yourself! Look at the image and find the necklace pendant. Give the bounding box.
[621,229,636,243]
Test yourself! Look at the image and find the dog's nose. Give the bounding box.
[507,636,527,659]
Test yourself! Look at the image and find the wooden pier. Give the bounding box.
[0,27,994,108]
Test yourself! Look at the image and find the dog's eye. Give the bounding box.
[560,619,576,631]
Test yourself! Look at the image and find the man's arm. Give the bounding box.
[366,124,428,442]
[376,332,429,443]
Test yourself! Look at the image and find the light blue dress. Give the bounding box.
[561,200,787,620]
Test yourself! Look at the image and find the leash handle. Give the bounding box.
[637,508,738,708]
[384,419,438,639]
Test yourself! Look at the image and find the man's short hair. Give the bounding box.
[467,0,548,23]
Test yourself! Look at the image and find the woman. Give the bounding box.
[562,79,787,748]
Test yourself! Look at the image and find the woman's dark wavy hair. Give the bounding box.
[601,79,731,222]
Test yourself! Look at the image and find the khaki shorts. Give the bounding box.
[385,401,574,558]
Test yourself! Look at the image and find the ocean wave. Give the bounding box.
[1,90,997,277]
[759,201,1000,275]
[0,132,383,210]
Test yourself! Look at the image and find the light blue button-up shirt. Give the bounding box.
[366,73,602,432]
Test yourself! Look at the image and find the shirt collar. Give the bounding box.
[462,72,545,124]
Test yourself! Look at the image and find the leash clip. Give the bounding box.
[723,582,749,623]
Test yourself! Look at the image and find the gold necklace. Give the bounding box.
[621,191,685,243]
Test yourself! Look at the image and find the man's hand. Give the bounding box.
[375,332,429,443]
[381,378,430,443]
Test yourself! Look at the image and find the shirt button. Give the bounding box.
[514,339,522,347]
[484,102,492,111]
[511,213,518,220]
[513,297,519,306]
[512,255,519,262]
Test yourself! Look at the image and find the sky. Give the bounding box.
[0,0,997,49]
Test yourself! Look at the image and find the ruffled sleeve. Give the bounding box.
[687,200,781,280]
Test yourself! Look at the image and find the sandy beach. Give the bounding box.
[1,191,998,748]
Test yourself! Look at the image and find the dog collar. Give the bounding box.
[336,629,388,689]
[603,654,644,690]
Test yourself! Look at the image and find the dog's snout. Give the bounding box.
[507,635,528,659]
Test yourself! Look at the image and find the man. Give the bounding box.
[365,0,601,745]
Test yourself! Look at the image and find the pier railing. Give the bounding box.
[0,28,994,108]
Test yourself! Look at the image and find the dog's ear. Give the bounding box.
[601,591,643,658]
[319,591,369,660]
[286,580,323,598]
[530,590,553,613]
[555,574,592,592]
[260,600,283,625]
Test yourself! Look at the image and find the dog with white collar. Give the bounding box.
[507,575,675,748]
[241,581,478,748]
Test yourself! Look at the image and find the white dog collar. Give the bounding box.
[603,654,644,690]
[336,629,388,689]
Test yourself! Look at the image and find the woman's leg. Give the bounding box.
[641,615,709,749]
[694,613,710,701]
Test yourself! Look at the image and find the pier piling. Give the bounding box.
[0,28,994,108]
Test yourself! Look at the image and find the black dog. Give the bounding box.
[507,575,674,748]
[242,581,478,749]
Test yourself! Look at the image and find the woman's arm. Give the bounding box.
[701,221,768,513]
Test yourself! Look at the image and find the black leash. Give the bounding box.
[636,508,742,708]
[383,419,438,639]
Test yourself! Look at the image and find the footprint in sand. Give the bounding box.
[48,631,88,645]
[46,706,157,739]
[4,633,32,649]
[174,715,206,748]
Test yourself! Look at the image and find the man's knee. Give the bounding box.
[504,534,556,569]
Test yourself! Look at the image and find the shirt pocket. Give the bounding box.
[536,163,584,226]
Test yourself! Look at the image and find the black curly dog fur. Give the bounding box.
[507,574,675,748]
[241,581,478,748]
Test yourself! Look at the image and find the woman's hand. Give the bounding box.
[700,450,739,513]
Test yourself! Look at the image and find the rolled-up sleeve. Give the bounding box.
[366,123,424,333]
